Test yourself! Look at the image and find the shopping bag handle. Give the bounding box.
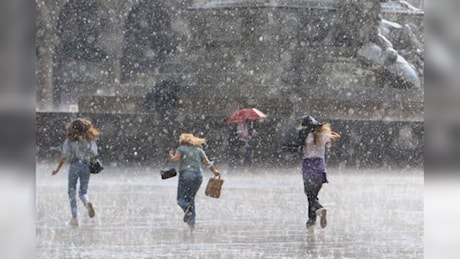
[212,174,221,179]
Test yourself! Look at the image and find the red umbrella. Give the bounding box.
[227,108,267,123]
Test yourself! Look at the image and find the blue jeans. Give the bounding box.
[68,161,91,218]
[177,170,202,225]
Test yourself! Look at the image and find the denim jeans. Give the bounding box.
[177,170,202,225]
[68,161,91,218]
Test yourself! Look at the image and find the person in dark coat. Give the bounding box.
[143,80,179,113]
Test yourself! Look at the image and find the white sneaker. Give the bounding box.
[86,202,95,218]
[188,223,195,232]
[306,219,315,229]
[69,218,78,226]
[183,205,192,223]
[316,208,327,228]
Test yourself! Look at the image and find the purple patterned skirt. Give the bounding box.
[302,157,328,184]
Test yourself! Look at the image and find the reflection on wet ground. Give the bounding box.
[36,164,423,258]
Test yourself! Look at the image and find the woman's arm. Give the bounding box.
[202,156,220,176]
[169,147,181,163]
[52,157,67,175]
[331,131,341,141]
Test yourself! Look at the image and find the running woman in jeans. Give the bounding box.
[52,118,101,226]
[169,133,220,231]
[299,116,341,229]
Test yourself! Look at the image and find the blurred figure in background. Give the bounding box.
[236,120,253,165]
[227,120,254,167]
[51,118,101,226]
[143,79,179,114]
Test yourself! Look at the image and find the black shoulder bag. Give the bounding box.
[90,157,104,174]
[160,159,177,179]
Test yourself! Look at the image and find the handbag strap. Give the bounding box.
[164,147,175,167]
[163,158,169,166]
[163,155,176,169]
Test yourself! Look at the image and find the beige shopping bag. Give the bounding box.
[205,175,224,198]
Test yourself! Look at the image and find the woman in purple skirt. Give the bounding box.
[299,116,341,229]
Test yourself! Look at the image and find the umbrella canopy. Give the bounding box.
[227,108,267,123]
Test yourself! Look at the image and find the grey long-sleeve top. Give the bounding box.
[61,138,98,163]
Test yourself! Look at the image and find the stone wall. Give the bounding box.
[37,112,423,169]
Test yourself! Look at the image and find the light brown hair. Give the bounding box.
[65,117,101,141]
[179,133,206,147]
[313,123,332,146]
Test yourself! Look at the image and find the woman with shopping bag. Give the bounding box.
[169,133,221,231]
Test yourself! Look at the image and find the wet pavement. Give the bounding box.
[36,163,423,258]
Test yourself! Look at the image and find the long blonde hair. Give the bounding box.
[179,133,206,147]
[313,123,332,147]
[65,117,101,141]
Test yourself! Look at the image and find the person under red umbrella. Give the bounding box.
[227,108,266,167]
[227,108,267,123]
[236,120,252,142]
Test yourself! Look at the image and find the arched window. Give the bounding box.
[121,0,178,82]
[56,0,108,61]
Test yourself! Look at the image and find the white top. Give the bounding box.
[237,122,250,140]
[302,132,332,159]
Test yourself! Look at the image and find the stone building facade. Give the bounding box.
[36,0,424,121]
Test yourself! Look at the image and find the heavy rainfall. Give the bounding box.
[31,0,425,258]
